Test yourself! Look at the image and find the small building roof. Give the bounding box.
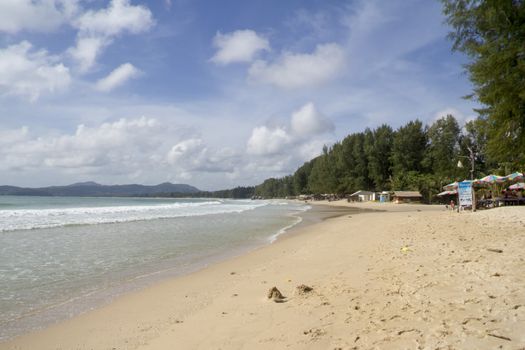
[393,191,422,198]
[349,190,375,196]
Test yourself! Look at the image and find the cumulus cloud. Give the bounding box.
[0,0,78,33]
[68,36,109,73]
[0,126,29,146]
[96,63,141,91]
[211,29,270,65]
[0,1,154,74]
[0,41,71,101]
[69,0,154,72]
[167,139,238,173]
[1,117,162,172]
[290,102,334,136]
[167,138,205,165]
[249,43,345,89]
[246,102,333,160]
[247,126,291,156]
[0,117,237,184]
[73,0,154,36]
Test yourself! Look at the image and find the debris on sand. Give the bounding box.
[296,284,313,295]
[487,333,511,341]
[303,328,326,338]
[267,286,286,302]
[487,248,503,253]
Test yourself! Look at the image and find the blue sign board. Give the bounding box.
[458,181,473,207]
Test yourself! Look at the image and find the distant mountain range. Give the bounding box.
[0,182,201,197]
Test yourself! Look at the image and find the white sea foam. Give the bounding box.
[267,215,303,243]
[0,200,267,232]
[267,205,310,243]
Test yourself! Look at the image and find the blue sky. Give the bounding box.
[0,0,477,190]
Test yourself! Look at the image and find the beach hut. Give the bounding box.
[379,191,390,203]
[348,190,375,202]
[392,191,422,204]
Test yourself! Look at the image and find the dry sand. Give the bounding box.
[2,201,524,349]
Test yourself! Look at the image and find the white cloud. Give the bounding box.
[167,139,237,173]
[96,63,141,92]
[0,41,71,101]
[70,0,154,72]
[73,0,154,36]
[291,102,334,136]
[246,126,291,156]
[167,138,206,165]
[0,0,78,33]
[0,117,238,185]
[0,126,29,145]
[246,102,333,158]
[68,36,109,73]
[249,43,345,89]
[1,117,153,170]
[211,30,270,65]
[297,139,328,161]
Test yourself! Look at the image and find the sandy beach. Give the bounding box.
[2,201,524,349]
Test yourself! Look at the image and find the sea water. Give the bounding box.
[0,196,309,340]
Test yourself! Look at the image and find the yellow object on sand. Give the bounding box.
[400,246,410,253]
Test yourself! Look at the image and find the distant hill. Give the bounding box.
[0,182,201,197]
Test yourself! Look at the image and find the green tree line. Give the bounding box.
[254,115,521,202]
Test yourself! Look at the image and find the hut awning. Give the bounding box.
[393,191,422,198]
[437,190,457,196]
[349,190,374,196]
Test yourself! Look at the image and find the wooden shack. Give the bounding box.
[347,190,376,202]
[392,191,422,204]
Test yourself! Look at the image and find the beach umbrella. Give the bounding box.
[443,181,458,191]
[472,178,488,187]
[504,172,524,183]
[479,174,505,184]
[437,190,457,196]
[509,182,525,190]
[443,180,477,190]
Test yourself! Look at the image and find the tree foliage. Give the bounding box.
[391,120,427,177]
[252,116,499,203]
[442,0,525,166]
[366,125,394,191]
[426,115,461,178]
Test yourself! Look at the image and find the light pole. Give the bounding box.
[457,146,475,180]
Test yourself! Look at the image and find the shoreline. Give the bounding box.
[2,202,524,349]
[0,201,359,343]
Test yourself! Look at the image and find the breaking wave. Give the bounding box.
[0,200,267,232]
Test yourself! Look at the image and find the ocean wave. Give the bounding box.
[267,215,303,243]
[0,201,266,232]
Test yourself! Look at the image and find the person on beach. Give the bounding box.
[450,200,455,211]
